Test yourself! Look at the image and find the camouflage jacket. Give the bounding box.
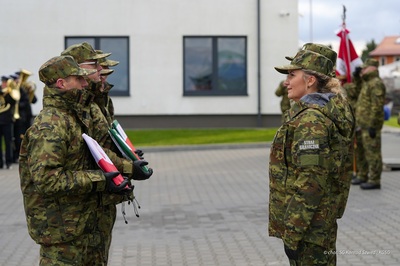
[355,70,386,130]
[269,92,355,250]
[91,81,115,125]
[275,81,290,113]
[89,81,134,205]
[19,86,106,245]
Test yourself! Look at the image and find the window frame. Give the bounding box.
[65,36,130,96]
[183,35,248,96]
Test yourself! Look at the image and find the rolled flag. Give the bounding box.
[112,120,140,157]
[108,120,150,173]
[82,133,126,186]
[109,128,137,161]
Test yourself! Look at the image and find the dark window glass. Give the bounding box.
[184,36,247,96]
[65,36,129,96]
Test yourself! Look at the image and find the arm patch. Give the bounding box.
[299,154,320,166]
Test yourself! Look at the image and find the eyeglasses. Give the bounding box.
[79,61,98,66]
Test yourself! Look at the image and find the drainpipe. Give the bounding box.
[257,0,262,127]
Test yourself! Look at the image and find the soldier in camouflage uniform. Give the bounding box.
[351,58,385,190]
[61,43,153,263]
[275,80,290,123]
[19,55,133,265]
[269,48,355,265]
[61,43,151,180]
[96,50,119,125]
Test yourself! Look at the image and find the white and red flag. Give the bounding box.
[335,7,363,83]
[82,133,126,186]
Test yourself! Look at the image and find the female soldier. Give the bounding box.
[268,48,355,265]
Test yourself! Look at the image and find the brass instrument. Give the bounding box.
[0,94,10,114]
[24,81,37,103]
[13,69,33,120]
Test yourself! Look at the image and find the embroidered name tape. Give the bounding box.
[299,140,319,150]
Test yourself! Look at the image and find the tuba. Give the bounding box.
[13,69,33,120]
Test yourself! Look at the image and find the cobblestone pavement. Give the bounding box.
[1,128,399,266]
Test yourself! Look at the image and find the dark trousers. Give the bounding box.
[13,119,26,162]
[0,123,14,168]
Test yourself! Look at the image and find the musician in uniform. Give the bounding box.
[0,76,17,169]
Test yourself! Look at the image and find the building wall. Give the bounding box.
[0,0,298,127]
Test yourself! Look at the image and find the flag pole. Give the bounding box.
[342,5,352,83]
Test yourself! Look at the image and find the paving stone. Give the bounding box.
[1,129,399,265]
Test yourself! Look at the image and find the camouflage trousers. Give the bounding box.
[39,204,117,266]
[287,224,337,266]
[355,129,382,184]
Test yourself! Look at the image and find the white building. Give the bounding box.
[0,0,299,128]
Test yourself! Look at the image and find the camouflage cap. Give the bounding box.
[96,50,119,67]
[39,55,97,85]
[275,50,334,76]
[61,42,111,64]
[285,43,337,65]
[362,58,379,68]
[100,69,114,76]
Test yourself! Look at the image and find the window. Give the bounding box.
[380,57,386,66]
[65,36,130,96]
[183,36,247,96]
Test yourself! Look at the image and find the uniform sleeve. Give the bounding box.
[370,80,385,129]
[90,101,134,177]
[275,82,284,97]
[26,125,105,196]
[104,148,133,176]
[282,111,330,250]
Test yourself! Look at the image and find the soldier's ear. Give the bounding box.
[55,78,66,89]
[307,75,317,88]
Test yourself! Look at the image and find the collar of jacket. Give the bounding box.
[42,86,93,128]
[361,69,379,81]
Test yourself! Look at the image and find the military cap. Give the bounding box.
[1,76,9,82]
[96,50,119,67]
[275,50,334,76]
[61,42,111,64]
[9,74,18,80]
[39,55,97,85]
[362,58,379,68]
[100,69,114,76]
[286,43,337,65]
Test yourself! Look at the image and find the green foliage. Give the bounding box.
[361,39,377,62]
[125,128,278,147]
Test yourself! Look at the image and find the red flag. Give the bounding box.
[336,27,363,83]
[82,133,126,186]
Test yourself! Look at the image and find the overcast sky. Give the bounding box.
[298,0,400,54]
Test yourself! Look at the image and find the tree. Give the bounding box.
[361,39,377,62]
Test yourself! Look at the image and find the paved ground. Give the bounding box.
[1,127,400,266]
